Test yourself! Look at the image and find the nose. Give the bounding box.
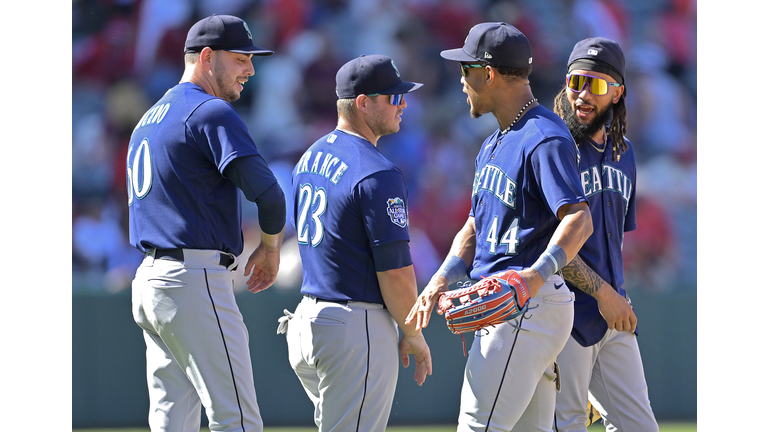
[399,96,407,108]
[245,60,254,76]
[578,86,592,101]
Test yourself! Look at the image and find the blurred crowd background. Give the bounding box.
[72,0,696,294]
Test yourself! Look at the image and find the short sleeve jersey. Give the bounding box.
[568,137,637,347]
[291,129,411,304]
[126,82,271,255]
[469,106,587,280]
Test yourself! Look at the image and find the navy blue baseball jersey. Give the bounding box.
[469,106,587,280]
[126,82,276,255]
[568,137,637,347]
[291,129,411,304]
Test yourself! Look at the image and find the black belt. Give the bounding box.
[304,294,385,309]
[304,294,348,305]
[154,249,236,270]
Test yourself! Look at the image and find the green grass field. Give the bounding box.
[74,422,696,432]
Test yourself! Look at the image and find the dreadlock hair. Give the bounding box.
[554,85,628,162]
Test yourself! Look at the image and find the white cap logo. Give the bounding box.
[390,60,401,78]
[528,57,532,64]
[243,22,253,40]
[484,52,493,59]
[588,49,598,56]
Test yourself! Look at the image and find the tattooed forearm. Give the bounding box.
[561,254,604,297]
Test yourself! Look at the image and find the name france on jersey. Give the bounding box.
[294,134,408,229]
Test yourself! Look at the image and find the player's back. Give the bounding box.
[126,82,259,254]
[291,129,409,304]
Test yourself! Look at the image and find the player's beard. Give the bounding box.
[370,106,400,137]
[212,61,241,103]
[372,118,399,137]
[559,95,612,143]
[467,90,483,119]
[470,105,482,118]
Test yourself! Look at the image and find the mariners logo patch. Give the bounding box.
[386,197,407,227]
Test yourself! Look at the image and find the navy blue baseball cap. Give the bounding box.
[440,22,532,68]
[184,14,274,55]
[335,55,423,98]
[567,37,625,84]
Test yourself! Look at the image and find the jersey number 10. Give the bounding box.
[126,139,152,206]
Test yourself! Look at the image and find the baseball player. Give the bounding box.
[277,54,432,432]
[406,23,593,431]
[126,14,286,432]
[551,37,659,431]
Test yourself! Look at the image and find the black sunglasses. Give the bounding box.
[460,63,487,77]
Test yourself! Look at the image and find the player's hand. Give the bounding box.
[398,332,432,386]
[594,286,637,332]
[243,244,281,293]
[405,278,448,331]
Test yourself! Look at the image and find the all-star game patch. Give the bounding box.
[386,197,407,228]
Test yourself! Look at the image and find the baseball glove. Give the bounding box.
[437,269,531,336]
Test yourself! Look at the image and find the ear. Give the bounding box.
[485,65,496,85]
[355,94,370,112]
[612,85,625,104]
[199,47,215,70]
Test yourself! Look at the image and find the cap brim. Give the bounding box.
[378,81,423,95]
[440,48,479,63]
[228,47,275,56]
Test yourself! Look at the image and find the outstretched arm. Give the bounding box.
[406,216,476,330]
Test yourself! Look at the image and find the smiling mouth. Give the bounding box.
[575,104,594,116]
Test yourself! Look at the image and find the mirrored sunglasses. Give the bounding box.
[566,73,621,96]
[367,93,405,105]
[460,63,486,77]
